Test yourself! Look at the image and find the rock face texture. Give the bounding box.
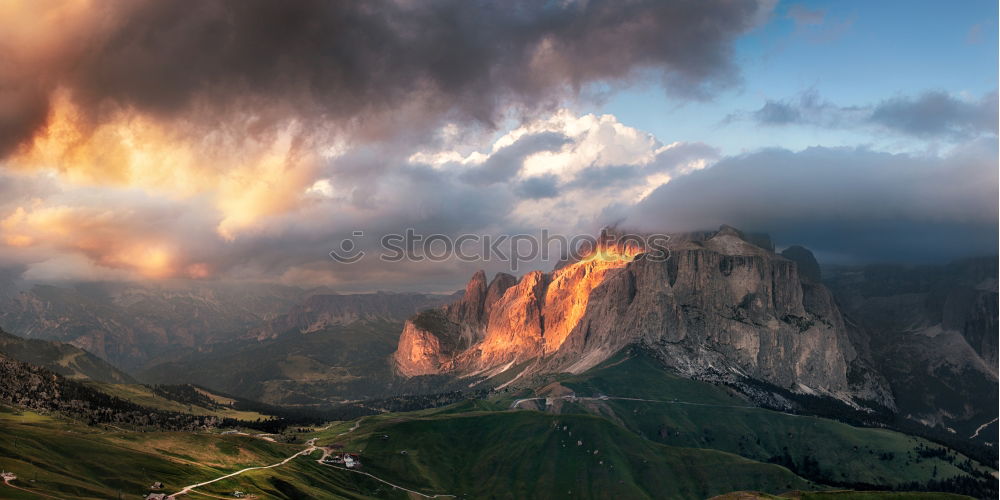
[826,258,998,442]
[394,226,883,403]
[395,240,643,378]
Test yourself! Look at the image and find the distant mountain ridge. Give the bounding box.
[0,352,223,431]
[245,291,455,341]
[826,258,999,444]
[0,282,307,369]
[0,281,452,371]
[0,328,135,384]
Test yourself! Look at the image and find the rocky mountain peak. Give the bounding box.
[447,270,488,325]
[393,227,888,406]
[715,224,745,239]
[484,273,518,318]
[781,245,822,283]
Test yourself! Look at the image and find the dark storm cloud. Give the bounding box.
[0,86,50,158]
[627,139,998,263]
[0,0,773,157]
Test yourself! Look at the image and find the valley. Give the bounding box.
[0,227,995,499]
[1,364,994,499]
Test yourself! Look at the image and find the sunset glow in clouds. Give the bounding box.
[0,0,996,289]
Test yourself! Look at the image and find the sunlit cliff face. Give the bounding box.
[574,239,645,265]
[541,240,643,353]
[473,239,644,365]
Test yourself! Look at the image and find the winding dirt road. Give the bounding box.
[971,417,998,439]
[167,439,319,499]
[167,419,448,499]
[167,418,456,499]
[2,476,62,499]
[316,462,455,499]
[510,394,756,410]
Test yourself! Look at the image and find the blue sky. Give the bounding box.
[598,0,998,155]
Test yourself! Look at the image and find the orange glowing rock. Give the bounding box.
[541,242,642,354]
[395,236,646,377]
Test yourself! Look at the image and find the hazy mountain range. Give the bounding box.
[0,226,995,498]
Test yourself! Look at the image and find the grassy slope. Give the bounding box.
[174,451,410,500]
[553,353,996,488]
[309,408,813,500]
[0,329,276,421]
[0,392,984,500]
[86,382,271,421]
[711,492,973,500]
[0,406,399,500]
[0,348,991,499]
[140,321,404,405]
[0,406,296,499]
[0,329,135,384]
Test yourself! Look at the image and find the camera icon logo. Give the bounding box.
[329,231,365,264]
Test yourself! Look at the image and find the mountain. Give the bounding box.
[0,281,452,371]
[0,352,225,431]
[0,328,135,384]
[330,406,814,499]
[311,351,994,499]
[392,225,998,458]
[140,319,469,406]
[140,320,410,405]
[395,226,892,408]
[135,292,452,405]
[1,227,994,498]
[4,349,989,499]
[0,282,307,369]
[826,258,998,444]
[244,291,455,341]
[532,350,995,496]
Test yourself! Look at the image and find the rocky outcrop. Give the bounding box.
[826,258,998,441]
[781,245,821,283]
[394,226,881,404]
[395,309,466,376]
